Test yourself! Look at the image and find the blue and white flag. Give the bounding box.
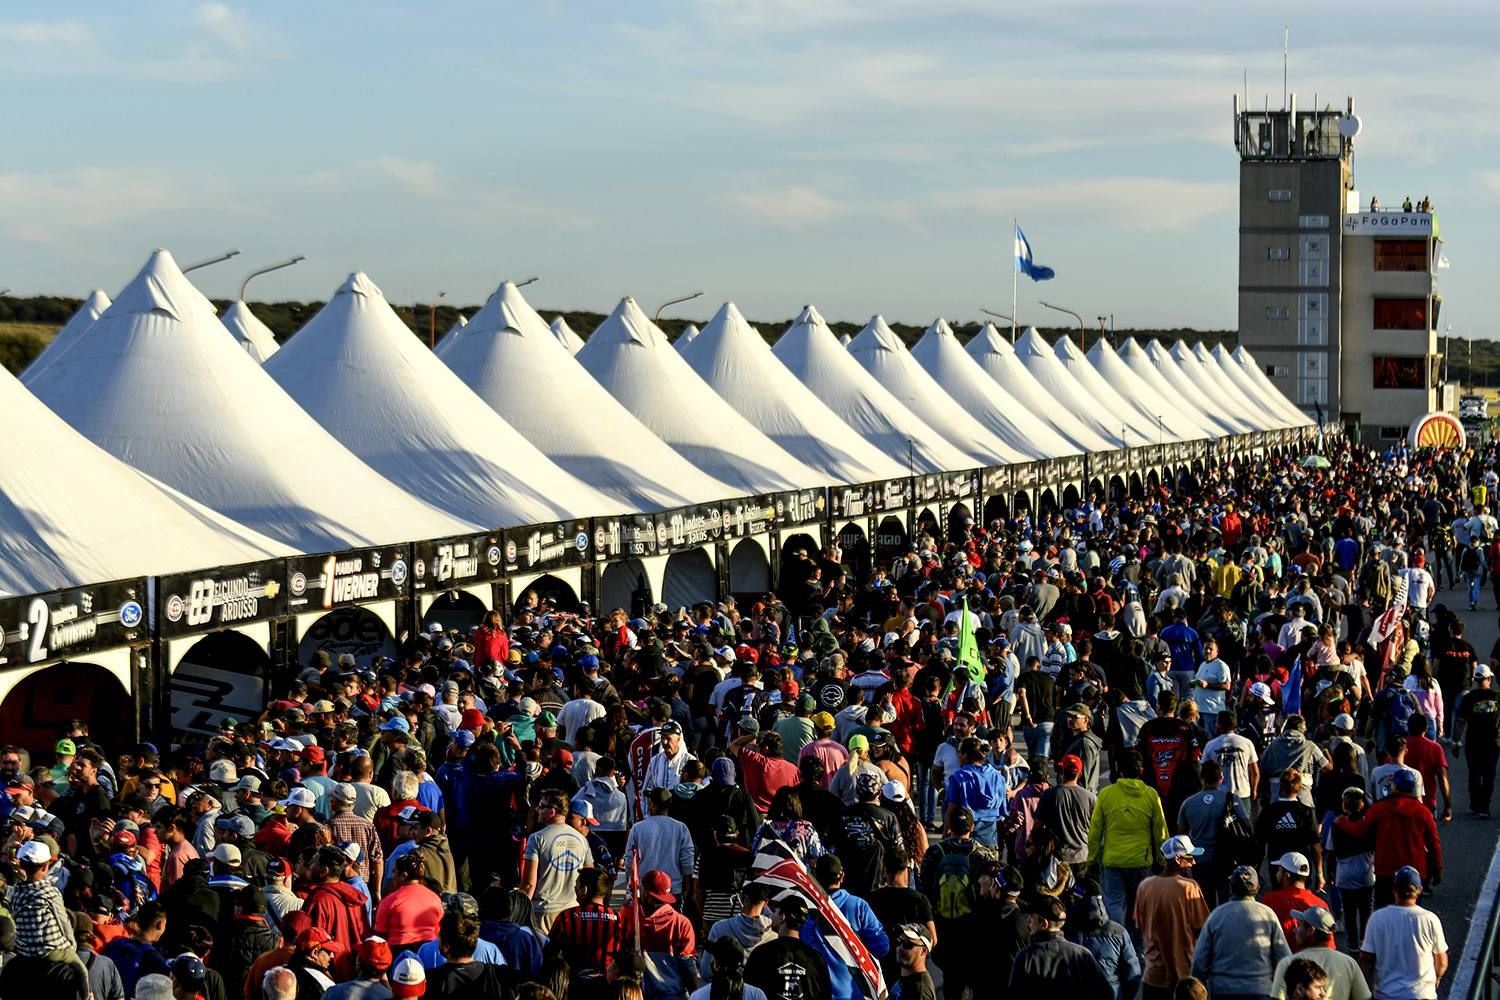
[1014,225,1055,281]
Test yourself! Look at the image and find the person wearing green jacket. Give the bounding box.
[1087,749,1168,936]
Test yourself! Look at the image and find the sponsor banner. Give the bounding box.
[915,474,941,505]
[171,661,268,738]
[871,476,914,513]
[981,464,1013,494]
[660,504,724,553]
[285,545,410,613]
[0,578,148,667]
[158,560,286,638]
[776,488,826,527]
[1014,461,1042,489]
[1056,454,1086,482]
[594,513,663,561]
[412,533,505,593]
[939,469,979,500]
[873,516,908,561]
[1093,449,1128,477]
[828,484,872,520]
[503,520,591,575]
[721,495,776,539]
[1342,211,1433,237]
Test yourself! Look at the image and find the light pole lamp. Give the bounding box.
[238,256,306,302]
[655,291,703,324]
[1039,299,1086,350]
[428,291,446,349]
[514,276,540,289]
[183,249,241,274]
[981,308,1015,343]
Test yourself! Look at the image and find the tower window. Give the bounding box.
[1268,190,1293,202]
[1267,247,1290,261]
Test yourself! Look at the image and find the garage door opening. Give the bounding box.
[600,558,651,618]
[0,662,133,759]
[728,540,771,604]
[297,607,396,672]
[662,549,717,611]
[421,590,489,637]
[172,630,272,738]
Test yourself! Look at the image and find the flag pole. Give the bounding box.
[1011,218,1019,344]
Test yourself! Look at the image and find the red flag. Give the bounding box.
[629,847,642,957]
[626,725,662,821]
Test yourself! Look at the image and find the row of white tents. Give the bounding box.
[1,249,1308,595]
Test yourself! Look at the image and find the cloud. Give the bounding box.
[932,178,1237,232]
[0,168,183,245]
[361,157,592,231]
[731,186,849,230]
[0,11,269,82]
[371,157,442,197]
[194,3,259,55]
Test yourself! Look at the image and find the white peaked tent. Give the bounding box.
[1230,346,1313,425]
[680,303,908,483]
[838,332,852,347]
[1213,344,1310,427]
[1116,338,1242,437]
[1052,333,1177,443]
[1177,341,1277,431]
[964,323,1115,452]
[1085,337,1219,441]
[21,289,110,383]
[673,323,700,352]
[433,314,467,356]
[26,250,475,551]
[1013,328,1148,448]
[265,273,619,525]
[1146,339,1257,435]
[578,297,824,493]
[912,319,1080,458]
[848,316,1030,466]
[442,281,736,510]
[551,316,585,354]
[221,300,280,363]
[0,364,291,593]
[772,305,975,474]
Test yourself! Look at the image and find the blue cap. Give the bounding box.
[170,953,207,983]
[577,654,600,671]
[379,717,411,734]
[1394,865,1423,891]
[451,729,476,749]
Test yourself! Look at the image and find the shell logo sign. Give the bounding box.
[1408,412,1465,450]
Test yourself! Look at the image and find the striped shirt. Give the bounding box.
[12,878,75,955]
[548,902,620,974]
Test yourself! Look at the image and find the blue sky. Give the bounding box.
[1,1,1495,332]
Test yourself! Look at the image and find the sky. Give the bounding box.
[1,1,1496,332]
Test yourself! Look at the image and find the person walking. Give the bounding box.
[1334,770,1441,909]
[1009,894,1114,1000]
[1452,663,1500,818]
[1360,866,1447,1000]
[1191,865,1291,1000]
[521,788,594,935]
[1087,749,1168,933]
[1133,835,1210,1000]
[1270,906,1372,1000]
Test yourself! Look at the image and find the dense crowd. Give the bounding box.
[1,434,1497,1000]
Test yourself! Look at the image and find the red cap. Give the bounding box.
[1057,754,1085,776]
[297,927,335,951]
[780,678,799,697]
[301,746,326,764]
[735,644,759,664]
[554,749,574,767]
[358,936,393,969]
[461,709,486,731]
[643,869,676,904]
[111,829,137,848]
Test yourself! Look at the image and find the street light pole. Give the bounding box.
[514,276,540,289]
[655,291,703,324]
[980,308,1013,325]
[1039,300,1086,350]
[238,256,306,302]
[428,291,446,349]
[183,249,241,273]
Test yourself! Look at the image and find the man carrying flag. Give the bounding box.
[942,600,988,723]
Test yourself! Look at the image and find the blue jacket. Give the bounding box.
[945,762,1009,822]
[1067,896,1141,1000]
[1159,623,1202,673]
[829,888,890,958]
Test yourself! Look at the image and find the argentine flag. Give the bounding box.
[1014,225,1055,281]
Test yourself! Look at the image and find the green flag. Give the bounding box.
[956,603,984,687]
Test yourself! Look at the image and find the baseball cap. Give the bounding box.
[169,954,207,984]
[569,800,601,826]
[1062,702,1092,719]
[280,788,316,810]
[311,700,336,714]
[643,869,676,904]
[659,721,683,737]
[1392,768,1418,794]
[896,923,933,950]
[1394,865,1424,892]
[210,844,242,866]
[1057,754,1084,776]
[358,936,393,971]
[55,739,76,756]
[112,829,138,848]
[537,711,559,729]
[847,734,870,752]
[266,857,292,879]
[1249,681,1275,705]
[1477,664,1495,680]
[390,956,427,998]
[297,927,335,952]
[233,775,264,794]
[340,841,363,863]
[881,780,908,804]
[5,774,34,792]
[331,782,357,803]
[811,712,835,731]
[1161,835,1204,861]
[1273,851,1312,877]
[1293,905,1337,934]
[17,840,51,864]
[460,708,486,731]
[300,746,326,765]
[217,814,255,838]
[1228,864,1260,896]
[442,892,480,918]
[379,716,411,734]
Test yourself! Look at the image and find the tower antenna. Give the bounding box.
[1283,27,1289,111]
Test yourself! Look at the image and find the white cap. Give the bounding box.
[16,840,51,864]
[210,843,242,866]
[330,782,357,802]
[391,955,427,988]
[880,780,908,803]
[208,759,238,784]
[427,622,444,634]
[280,788,316,809]
[1161,835,1204,861]
[135,974,175,1000]
[1333,713,1355,731]
[1477,664,1495,680]
[1248,681,1274,704]
[1273,851,1312,877]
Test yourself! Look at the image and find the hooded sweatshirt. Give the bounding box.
[302,880,371,962]
[1067,893,1141,1000]
[1260,731,1328,807]
[576,776,628,831]
[1334,793,1443,879]
[1087,778,1168,869]
[700,911,775,981]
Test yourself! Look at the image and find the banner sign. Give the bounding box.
[661,504,724,553]
[1014,461,1042,489]
[776,488,826,527]
[871,476,913,513]
[411,533,505,593]
[1343,211,1433,237]
[594,514,663,561]
[915,474,941,505]
[158,560,286,638]
[939,469,979,500]
[1056,455,1086,483]
[503,520,591,575]
[285,546,410,614]
[981,465,1013,494]
[828,484,873,520]
[0,578,148,667]
[721,495,776,539]
[1092,449,1127,477]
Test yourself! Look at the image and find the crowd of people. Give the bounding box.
[0,433,1495,1000]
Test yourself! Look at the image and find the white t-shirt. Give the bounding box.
[1203,732,1259,799]
[1192,659,1233,717]
[1361,903,1446,999]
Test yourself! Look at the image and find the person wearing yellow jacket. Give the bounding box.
[1087,748,1168,937]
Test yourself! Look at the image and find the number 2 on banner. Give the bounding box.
[26,597,48,663]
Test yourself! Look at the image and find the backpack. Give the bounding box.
[1218,792,1258,866]
[932,842,977,920]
